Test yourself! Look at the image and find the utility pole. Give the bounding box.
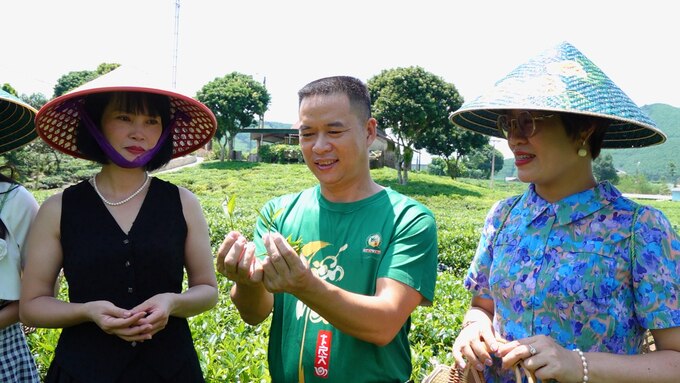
[260,76,266,128]
[172,0,180,89]
[489,138,499,188]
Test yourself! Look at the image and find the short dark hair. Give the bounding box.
[559,113,610,159]
[76,91,173,171]
[297,76,371,121]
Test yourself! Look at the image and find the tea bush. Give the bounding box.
[257,144,303,164]
[26,161,680,382]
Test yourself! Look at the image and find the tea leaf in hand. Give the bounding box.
[257,206,303,255]
[222,195,237,231]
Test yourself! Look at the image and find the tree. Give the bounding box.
[669,161,677,187]
[94,63,121,76]
[464,145,504,179]
[2,83,18,96]
[53,70,96,98]
[419,121,487,179]
[427,157,447,176]
[53,63,120,97]
[593,153,619,184]
[196,72,270,161]
[20,93,48,110]
[368,66,466,184]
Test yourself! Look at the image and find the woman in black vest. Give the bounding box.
[20,67,219,382]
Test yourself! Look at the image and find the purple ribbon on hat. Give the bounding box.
[59,98,191,168]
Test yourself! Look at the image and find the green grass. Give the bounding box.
[26,161,680,382]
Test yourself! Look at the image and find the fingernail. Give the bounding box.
[485,359,493,366]
[476,363,484,371]
[491,343,498,352]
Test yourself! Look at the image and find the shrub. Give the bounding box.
[617,174,667,195]
[33,176,68,189]
[258,144,303,164]
[427,157,447,176]
[410,272,471,378]
[257,144,274,163]
[436,223,480,276]
[25,162,679,382]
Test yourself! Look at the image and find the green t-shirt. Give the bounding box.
[254,186,438,383]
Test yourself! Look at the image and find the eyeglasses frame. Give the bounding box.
[496,111,555,139]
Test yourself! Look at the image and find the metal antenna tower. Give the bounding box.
[172,0,180,88]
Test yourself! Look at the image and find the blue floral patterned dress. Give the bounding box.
[465,181,680,382]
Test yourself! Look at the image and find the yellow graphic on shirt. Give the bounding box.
[297,241,347,382]
[296,242,346,322]
[300,241,331,259]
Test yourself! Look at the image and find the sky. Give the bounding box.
[3,1,678,158]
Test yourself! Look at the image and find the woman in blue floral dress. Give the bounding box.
[448,42,680,382]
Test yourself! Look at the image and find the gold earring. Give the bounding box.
[578,130,594,158]
[578,139,587,157]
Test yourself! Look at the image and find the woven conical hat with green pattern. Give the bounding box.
[0,89,38,154]
[450,41,665,148]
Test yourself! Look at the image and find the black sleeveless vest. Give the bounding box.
[52,178,203,382]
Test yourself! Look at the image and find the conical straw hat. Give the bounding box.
[0,89,38,154]
[35,65,217,160]
[450,41,664,148]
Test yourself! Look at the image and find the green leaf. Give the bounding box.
[227,195,237,215]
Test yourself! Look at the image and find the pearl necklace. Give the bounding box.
[91,173,151,206]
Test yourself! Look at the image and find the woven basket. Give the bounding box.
[423,362,534,383]
[641,329,656,353]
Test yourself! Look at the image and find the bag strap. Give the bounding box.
[491,195,522,247]
[629,203,643,262]
[444,195,531,383]
[0,189,9,213]
[628,203,656,353]
[0,189,10,239]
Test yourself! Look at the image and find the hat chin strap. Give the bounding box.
[73,100,189,168]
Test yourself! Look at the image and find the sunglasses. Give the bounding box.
[496,111,554,138]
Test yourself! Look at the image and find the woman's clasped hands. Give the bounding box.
[84,293,175,343]
[454,323,586,383]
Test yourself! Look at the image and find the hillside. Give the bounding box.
[605,103,680,180]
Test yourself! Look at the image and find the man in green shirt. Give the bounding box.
[216,76,438,382]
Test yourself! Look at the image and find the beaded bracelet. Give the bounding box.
[573,348,589,383]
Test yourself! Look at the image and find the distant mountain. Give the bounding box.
[262,121,293,129]
[604,103,680,180]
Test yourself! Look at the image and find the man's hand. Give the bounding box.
[260,232,313,294]
[216,231,264,285]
